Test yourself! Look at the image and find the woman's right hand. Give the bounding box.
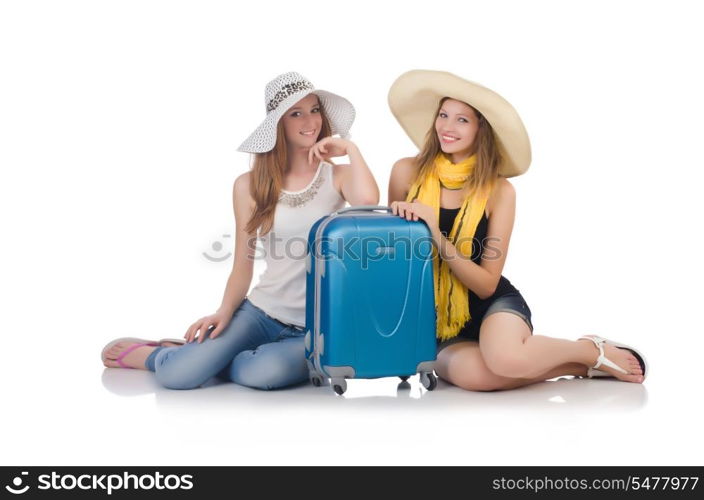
[184,310,232,344]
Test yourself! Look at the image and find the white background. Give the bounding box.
[1,0,702,466]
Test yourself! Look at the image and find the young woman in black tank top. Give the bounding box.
[387,70,648,391]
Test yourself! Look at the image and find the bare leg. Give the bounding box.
[478,312,644,383]
[436,341,587,392]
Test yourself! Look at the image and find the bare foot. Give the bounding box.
[103,341,158,370]
[579,338,644,383]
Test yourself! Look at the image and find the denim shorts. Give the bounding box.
[437,292,534,352]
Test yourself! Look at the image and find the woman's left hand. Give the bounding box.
[390,200,438,231]
[308,137,357,165]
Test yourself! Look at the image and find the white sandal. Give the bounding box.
[578,335,648,381]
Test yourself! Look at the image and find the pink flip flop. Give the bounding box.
[101,337,186,369]
[115,342,158,369]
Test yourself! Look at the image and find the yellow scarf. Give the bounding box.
[406,153,495,341]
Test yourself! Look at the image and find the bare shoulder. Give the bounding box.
[233,172,255,209]
[233,171,250,194]
[487,177,516,217]
[391,156,417,179]
[388,156,418,203]
[496,177,516,198]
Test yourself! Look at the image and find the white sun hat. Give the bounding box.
[388,69,531,177]
[237,71,356,153]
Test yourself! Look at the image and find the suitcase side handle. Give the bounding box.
[334,205,392,215]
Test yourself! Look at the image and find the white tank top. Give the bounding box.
[247,161,346,327]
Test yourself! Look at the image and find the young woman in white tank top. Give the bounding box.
[101,72,379,390]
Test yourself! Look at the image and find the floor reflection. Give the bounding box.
[101,369,648,414]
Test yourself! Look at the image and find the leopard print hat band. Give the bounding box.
[237,71,355,153]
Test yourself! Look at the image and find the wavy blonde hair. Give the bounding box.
[245,102,332,235]
[409,97,501,200]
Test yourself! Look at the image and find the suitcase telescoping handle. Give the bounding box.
[334,205,393,215]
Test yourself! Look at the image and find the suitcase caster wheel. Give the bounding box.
[332,378,347,395]
[399,376,410,382]
[420,372,437,391]
[310,375,323,387]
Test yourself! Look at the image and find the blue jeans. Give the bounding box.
[145,298,309,390]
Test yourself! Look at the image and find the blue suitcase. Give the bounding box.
[304,205,437,395]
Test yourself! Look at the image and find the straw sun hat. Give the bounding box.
[388,69,531,177]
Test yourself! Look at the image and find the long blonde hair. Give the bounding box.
[245,105,332,235]
[409,97,501,200]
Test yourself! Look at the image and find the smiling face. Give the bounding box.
[280,93,323,150]
[435,98,481,162]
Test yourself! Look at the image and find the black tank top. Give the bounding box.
[438,206,520,332]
